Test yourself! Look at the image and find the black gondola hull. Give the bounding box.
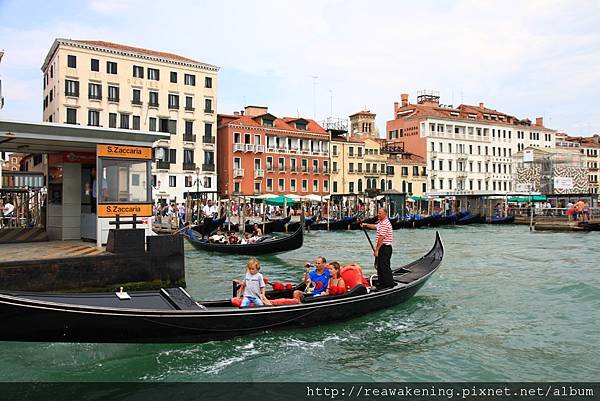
[0,233,443,343]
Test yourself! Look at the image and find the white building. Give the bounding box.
[41,39,219,202]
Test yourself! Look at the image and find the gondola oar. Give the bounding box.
[361,221,378,271]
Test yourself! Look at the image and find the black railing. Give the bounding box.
[202,136,215,144]
[156,161,170,170]
[183,134,196,142]
[202,163,215,172]
[183,162,196,171]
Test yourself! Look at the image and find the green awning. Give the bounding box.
[264,195,296,206]
[507,195,547,202]
[408,196,429,202]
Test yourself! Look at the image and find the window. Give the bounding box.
[108,85,119,102]
[313,180,318,192]
[290,179,296,192]
[132,116,141,130]
[66,108,77,124]
[168,94,179,109]
[88,110,100,126]
[184,74,196,86]
[349,182,354,193]
[313,159,318,173]
[205,77,212,88]
[302,179,308,192]
[204,98,213,112]
[278,157,285,171]
[204,151,214,166]
[185,121,193,135]
[170,71,177,83]
[184,149,194,164]
[333,181,338,192]
[323,180,329,192]
[133,65,144,78]
[149,117,156,131]
[132,89,142,105]
[90,58,99,72]
[65,80,79,97]
[149,91,159,107]
[148,68,160,81]
[88,83,102,100]
[278,178,285,192]
[67,55,76,68]
[291,158,297,171]
[266,178,273,192]
[301,159,308,172]
[168,120,177,135]
[109,113,117,128]
[185,176,193,187]
[185,96,194,111]
[169,176,176,187]
[119,114,130,129]
[106,61,117,74]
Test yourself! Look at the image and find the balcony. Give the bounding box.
[182,162,196,171]
[156,161,170,170]
[234,168,244,177]
[254,169,265,178]
[183,134,196,142]
[277,147,288,153]
[132,100,143,106]
[233,143,244,152]
[202,163,215,172]
[456,153,468,161]
[289,147,299,154]
[203,136,215,145]
[148,102,159,107]
[244,144,254,152]
[267,146,277,152]
[456,171,468,179]
[254,144,265,153]
[169,104,179,110]
[185,106,195,112]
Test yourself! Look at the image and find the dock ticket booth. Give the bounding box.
[96,144,154,247]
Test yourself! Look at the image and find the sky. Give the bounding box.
[1,0,599,137]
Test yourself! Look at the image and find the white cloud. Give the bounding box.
[1,0,600,135]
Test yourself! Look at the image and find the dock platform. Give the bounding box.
[0,241,105,263]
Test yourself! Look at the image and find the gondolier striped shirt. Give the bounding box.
[376,218,393,245]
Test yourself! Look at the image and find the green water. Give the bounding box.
[0,226,598,382]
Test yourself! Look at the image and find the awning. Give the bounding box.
[408,196,429,202]
[265,195,296,206]
[507,195,547,202]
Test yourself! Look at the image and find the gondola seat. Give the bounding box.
[230,297,300,307]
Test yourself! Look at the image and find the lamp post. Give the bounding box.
[195,167,201,195]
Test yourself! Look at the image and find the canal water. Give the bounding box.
[0,225,598,382]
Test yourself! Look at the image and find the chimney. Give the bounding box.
[233,111,239,116]
[535,117,544,126]
[401,94,409,107]
[394,102,399,113]
[479,102,484,109]
[240,110,244,116]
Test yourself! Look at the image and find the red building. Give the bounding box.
[217,106,331,197]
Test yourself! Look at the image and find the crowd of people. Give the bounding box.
[566,200,591,221]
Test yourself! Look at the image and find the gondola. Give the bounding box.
[224,216,291,234]
[489,215,515,224]
[0,233,444,343]
[309,216,356,231]
[186,225,303,255]
[456,213,485,225]
[348,216,377,230]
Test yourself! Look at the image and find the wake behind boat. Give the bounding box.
[0,233,444,343]
[186,225,303,255]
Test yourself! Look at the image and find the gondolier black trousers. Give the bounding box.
[377,244,394,288]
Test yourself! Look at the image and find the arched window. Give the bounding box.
[388,180,392,189]
[380,179,386,190]
[358,179,363,193]
[402,180,406,193]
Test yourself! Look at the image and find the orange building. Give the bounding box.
[217,106,331,197]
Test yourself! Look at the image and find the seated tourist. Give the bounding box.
[320,261,346,296]
[340,263,370,289]
[227,231,240,244]
[240,233,251,244]
[252,223,263,238]
[293,256,330,301]
[208,228,226,243]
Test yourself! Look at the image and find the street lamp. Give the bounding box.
[195,166,202,194]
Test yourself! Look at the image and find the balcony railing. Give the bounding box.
[185,106,195,111]
[148,102,159,107]
[234,168,244,177]
[202,163,215,172]
[254,144,265,153]
[132,100,143,106]
[183,162,196,171]
[244,144,254,152]
[233,143,244,152]
[183,134,196,142]
[254,169,265,178]
[202,136,215,144]
[156,161,170,170]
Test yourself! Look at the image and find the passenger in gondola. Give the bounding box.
[252,223,263,239]
[227,231,240,244]
[320,262,346,296]
[237,258,271,307]
[293,256,330,301]
[208,228,226,243]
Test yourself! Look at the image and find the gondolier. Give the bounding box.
[361,208,395,289]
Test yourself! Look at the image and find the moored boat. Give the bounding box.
[0,233,444,343]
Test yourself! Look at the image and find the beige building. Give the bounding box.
[41,39,219,202]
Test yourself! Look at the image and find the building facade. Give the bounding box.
[556,133,600,194]
[41,39,219,202]
[217,106,330,197]
[386,91,556,196]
